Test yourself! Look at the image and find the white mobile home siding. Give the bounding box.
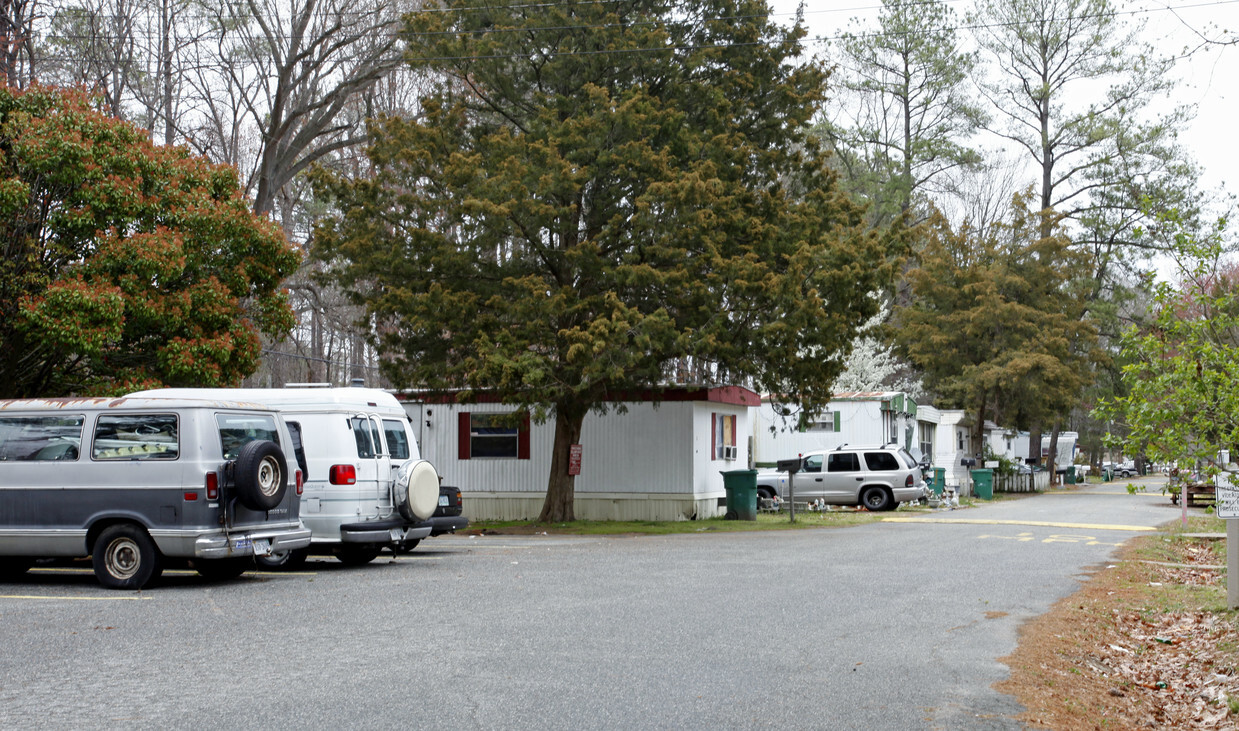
[403,390,754,521]
[752,392,917,466]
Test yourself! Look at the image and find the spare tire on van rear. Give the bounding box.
[235,440,288,511]
[395,459,439,521]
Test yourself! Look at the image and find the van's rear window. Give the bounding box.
[216,414,280,460]
[383,419,411,460]
[0,416,84,461]
[93,414,179,460]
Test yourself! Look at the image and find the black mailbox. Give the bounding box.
[776,458,802,474]
[961,458,976,468]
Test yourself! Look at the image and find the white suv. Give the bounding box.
[755,444,928,511]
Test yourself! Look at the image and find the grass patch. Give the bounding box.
[469,509,887,535]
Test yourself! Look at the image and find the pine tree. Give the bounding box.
[314,0,901,521]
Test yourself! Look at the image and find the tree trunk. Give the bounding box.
[538,403,587,523]
[972,392,987,460]
[1028,428,1042,466]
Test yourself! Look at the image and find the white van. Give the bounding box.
[131,386,444,568]
[0,397,311,589]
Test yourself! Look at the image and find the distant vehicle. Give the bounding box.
[0,397,311,589]
[755,444,928,511]
[1102,462,1137,478]
[130,386,467,569]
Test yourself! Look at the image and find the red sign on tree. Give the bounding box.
[568,444,583,476]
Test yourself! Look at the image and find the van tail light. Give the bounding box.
[206,472,219,500]
[453,488,462,507]
[906,474,914,487]
[295,468,304,495]
[329,464,357,485]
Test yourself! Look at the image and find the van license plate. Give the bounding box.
[438,495,449,506]
[251,539,271,556]
[232,537,252,551]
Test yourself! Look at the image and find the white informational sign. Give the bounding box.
[984,461,999,469]
[1217,485,1239,519]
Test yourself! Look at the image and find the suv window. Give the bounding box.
[827,453,860,472]
[803,454,824,473]
[215,413,280,460]
[93,414,179,460]
[864,451,900,471]
[0,416,84,461]
[382,419,412,460]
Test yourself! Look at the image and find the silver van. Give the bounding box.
[0,397,311,589]
[130,387,442,569]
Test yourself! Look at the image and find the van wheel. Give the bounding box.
[336,546,380,565]
[256,548,309,571]
[194,558,251,580]
[235,440,288,511]
[93,524,163,590]
[0,557,33,579]
[860,487,894,512]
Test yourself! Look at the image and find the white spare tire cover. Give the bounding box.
[395,459,439,521]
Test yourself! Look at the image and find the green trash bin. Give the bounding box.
[931,467,946,496]
[1065,465,1077,485]
[970,468,994,500]
[720,469,758,521]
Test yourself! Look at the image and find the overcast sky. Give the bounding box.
[766,0,1238,198]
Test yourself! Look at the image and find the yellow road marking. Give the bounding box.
[883,517,1156,532]
[0,594,150,601]
[28,567,317,577]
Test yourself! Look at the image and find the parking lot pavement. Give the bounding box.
[0,490,1175,730]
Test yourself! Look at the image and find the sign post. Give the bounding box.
[777,456,802,524]
[1216,484,1239,610]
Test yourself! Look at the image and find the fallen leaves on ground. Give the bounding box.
[998,537,1238,729]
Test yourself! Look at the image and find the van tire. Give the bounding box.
[395,539,421,554]
[336,545,380,565]
[235,440,288,511]
[256,547,309,571]
[93,524,163,590]
[0,557,33,579]
[394,459,440,522]
[193,558,251,580]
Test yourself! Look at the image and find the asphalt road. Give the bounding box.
[0,477,1189,729]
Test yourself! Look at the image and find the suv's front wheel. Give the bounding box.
[860,486,895,512]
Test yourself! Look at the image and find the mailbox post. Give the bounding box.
[777,456,802,523]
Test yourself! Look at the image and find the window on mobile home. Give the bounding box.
[470,413,519,458]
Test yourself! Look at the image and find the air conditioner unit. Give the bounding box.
[723,445,738,460]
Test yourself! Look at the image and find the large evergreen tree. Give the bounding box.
[894,198,1097,456]
[314,0,900,521]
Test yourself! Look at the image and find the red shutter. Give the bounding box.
[711,412,717,461]
[729,415,736,446]
[458,412,471,460]
[518,411,531,460]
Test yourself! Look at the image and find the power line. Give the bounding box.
[26,0,1237,65]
